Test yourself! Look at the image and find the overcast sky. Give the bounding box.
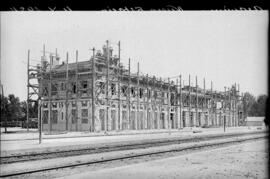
[1,11,268,101]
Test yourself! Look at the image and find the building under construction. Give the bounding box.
[32,41,243,132]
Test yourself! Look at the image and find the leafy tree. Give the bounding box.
[242,92,256,118]
[7,94,22,122]
[255,94,267,116]
[0,95,9,123]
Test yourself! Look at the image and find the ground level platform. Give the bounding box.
[0,126,267,157]
[59,138,268,179]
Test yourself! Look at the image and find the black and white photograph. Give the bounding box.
[0,11,268,178]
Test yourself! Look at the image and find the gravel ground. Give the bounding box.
[58,139,268,179]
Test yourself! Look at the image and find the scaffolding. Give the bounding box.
[27,40,244,143]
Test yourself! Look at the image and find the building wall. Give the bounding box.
[42,98,240,132]
[41,73,240,132]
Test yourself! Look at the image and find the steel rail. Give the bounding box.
[1,131,266,164]
[0,134,266,178]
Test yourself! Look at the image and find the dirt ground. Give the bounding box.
[60,139,268,179]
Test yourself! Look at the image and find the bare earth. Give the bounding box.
[60,139,268,179]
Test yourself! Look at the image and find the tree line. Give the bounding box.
[1,94,38,126]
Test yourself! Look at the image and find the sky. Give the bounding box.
[0,11,268,101]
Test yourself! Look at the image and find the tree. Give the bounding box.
[242,92,256,119]
[255,94,267,116]
[0,94,9,123]
[7,94,22,122]
[20,100,38,121]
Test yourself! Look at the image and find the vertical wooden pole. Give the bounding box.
[176,78,178,129]
[188,74,191,127]
[203,78,206,126]
[128,58,131,129]
[196,76,198,126]
[210,81,213,126]
[159,78,162,129]
[38,50,43,144]
[136,62,140,130]
[167,78,170,130]
[91,48,95,132]
[48,54,52,134]
[65,52,69,131]
[146,74,149,129]
[75,50,79,131]
[229,86,231,127]
[234,83,237,126]
[27,50,30,132]
[106,40,109,132]
[118,41,121,130]
[224,87,226,132]
[215,86,217,126]
[179,75,182,129]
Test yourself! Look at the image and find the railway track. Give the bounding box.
[0,132,266,178]
[0,131,266,165]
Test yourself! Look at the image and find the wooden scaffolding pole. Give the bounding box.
[210,80,213,126]
[176,78,178,128]
[48,54,52,134]
[234,83,237,126]
[38,53,43,144]
[128,58,131,129]
[215,88,217,126]
[136,62,140,130]
[106,40,109,131]
[146,74,149,129]
[167,78,170,129]
[179,75,182,128]
[65,52,69,131]
[188,74,191,127]
[75,50,79,131]
[195,76,198,126]
[118,41,121,130]
[229,86,231,127]
[27,50,30,132]
[203,78,206,125]
[224,87,227,131]
[91,48,95,132]
[159,78,162,129]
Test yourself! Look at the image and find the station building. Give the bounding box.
[39,42,243,132]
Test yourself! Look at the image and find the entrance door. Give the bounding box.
[182,111,186,127]
[100,109,105,131]
[160,113,165,129]
[122,111,128,130]
[131,111,136,130]
[154,112,158,129]
[170,113,174,129]
[111,110,116,130]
